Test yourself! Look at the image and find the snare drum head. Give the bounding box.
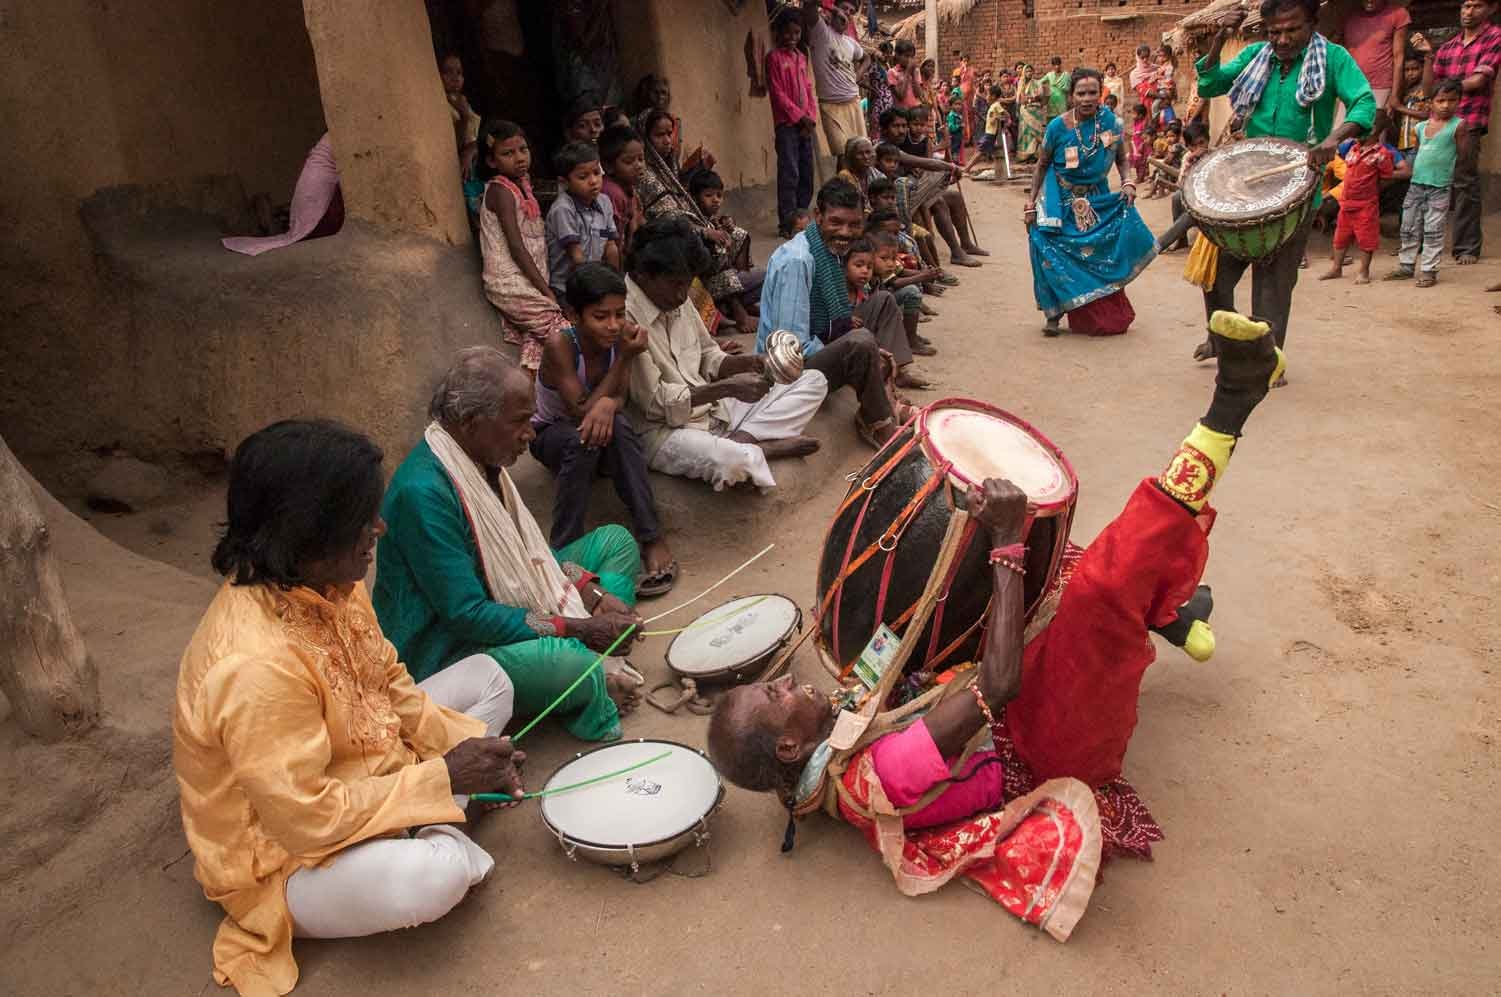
[540,740,720,849]
[666,594,800,677]
[922,403,1074,505]
[1182,137,1317,224]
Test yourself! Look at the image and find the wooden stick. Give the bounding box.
[1242,160,1305,184]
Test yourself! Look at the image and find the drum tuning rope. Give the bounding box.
[470,749,672,804]
[506,544,777,742]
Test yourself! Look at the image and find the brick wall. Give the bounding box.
[931,0,1199,82]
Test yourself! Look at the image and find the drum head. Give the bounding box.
[540,740,720,849]
[1181,137,1317,224]
[921,401,1075,506]
[666,594,800,678]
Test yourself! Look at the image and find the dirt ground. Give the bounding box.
[3,180,1499,996]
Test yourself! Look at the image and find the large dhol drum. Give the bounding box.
[1181,137,1318,261]
[816,399,1078,679]
[540,739,723,872]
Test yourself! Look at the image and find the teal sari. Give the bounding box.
[1027,108,1157,329]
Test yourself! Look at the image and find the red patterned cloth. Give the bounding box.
[836,751,1101,941]
[1066,289,1136,336]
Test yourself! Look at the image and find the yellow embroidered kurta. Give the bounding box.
[173,581,484,996]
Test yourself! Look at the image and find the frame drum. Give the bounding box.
[665,594,802,686]
[539,739,724,872]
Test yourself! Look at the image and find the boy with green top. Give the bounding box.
[1387,78,1469,287]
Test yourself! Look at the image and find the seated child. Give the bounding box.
[479,121,569,370]
[562,97,605,144]
[1319,111,1395,285]
[871,153,944,276]
[870,230,939,356]
[1166,122,1211,251]
[532,263,677,595]
[786,207,811,235]
[598,125,646,253]
[545,141,620,298]
[689,169,764,310]
[825,237,875,343]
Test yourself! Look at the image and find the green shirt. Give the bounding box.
[1411,117,1461,187]
[372,438,539,682]
[1196,40,1376,146]
[1042,70,1070,116]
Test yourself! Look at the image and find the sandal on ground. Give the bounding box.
[637,560,679,598]
[1415,273,1437,288]
[1383,269,1414,281]
[855,414,895,449]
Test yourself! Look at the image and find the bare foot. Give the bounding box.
[895,369,934,390]
[950,254,983,267]
[1317,266,1342,281]
[717,338,745,355]
[964,246,991,256]
[642,538,674,578]
[756,435,821,459]
[1354,274,1371,285]
[606,671,642,715]
[1457,254,1479,266]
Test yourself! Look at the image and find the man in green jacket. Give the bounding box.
[373,347,642,743]
[1192,0,1376,372]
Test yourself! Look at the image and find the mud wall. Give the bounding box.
[613,0,778,192]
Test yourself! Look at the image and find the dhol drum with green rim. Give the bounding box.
[1181,137,1318,261]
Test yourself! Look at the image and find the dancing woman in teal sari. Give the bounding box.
[1025,68,1157,337]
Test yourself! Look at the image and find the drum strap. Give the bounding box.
[828,464,952,679]
[924,512,982,666]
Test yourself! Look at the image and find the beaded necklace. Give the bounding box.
[1072,112,1101,154]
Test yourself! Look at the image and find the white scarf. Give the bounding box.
[425,421,587,619]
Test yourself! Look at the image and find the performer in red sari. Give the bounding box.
[708,310,1285,940]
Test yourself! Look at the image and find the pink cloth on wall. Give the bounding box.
[222,133,342,257]
[868,718,1006,830]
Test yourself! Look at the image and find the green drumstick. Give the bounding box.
[471,748,672,804]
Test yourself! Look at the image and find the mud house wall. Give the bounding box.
[613,0,777,194]
[0,0,326,457]
[939,0,1198,79]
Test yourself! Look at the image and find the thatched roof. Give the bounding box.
[892,0,981,44]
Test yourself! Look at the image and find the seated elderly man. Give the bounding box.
[174,419,523,995]
[373,347,643,744]
[625,217,829,490]
[708,312,1284,938]
[756,178,911,448]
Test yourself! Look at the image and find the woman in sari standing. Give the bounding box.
[1024,68,1156,337]
[635,108,756,333]
[1016,66,1046,163]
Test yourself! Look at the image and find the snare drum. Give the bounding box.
[816,398,1078,679]
[1181,137,1318,261]
[539,739,724,872]
[665,594,802,686]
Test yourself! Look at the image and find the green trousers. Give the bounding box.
[487,524,639,742]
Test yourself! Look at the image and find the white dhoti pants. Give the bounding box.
[647,370,827,490]
[284,653,512,938]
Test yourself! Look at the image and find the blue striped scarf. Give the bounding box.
[806,222,852,343]
[1228,34,1328,141]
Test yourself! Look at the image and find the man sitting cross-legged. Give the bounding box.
[374,347,644,745]
[708,311,1284,939]
[624,217,828,491]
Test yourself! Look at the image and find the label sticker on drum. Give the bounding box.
[829,709,871,751]
[853,624,902,689]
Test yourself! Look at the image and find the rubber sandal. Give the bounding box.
[637,560,679,598]
[1415,274,1437,288]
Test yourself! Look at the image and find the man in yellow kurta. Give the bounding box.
[173,419,524,996]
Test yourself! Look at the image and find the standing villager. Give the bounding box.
[1041,56,1070,122]
[174,420,522,996]
[768,10,819,236]
[1341,0,1411,112]
[1386,79,1470,286]
[803,1,868,170]
[374,348,645,745]
[1416,0,1501,265]
[1025,69,1155,337]
[1190,0,1376,370]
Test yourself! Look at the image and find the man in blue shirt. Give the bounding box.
[757,179,908,447]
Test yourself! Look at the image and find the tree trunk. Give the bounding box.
[0,434,99,740]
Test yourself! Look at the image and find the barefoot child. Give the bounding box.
[1320,111,1395,285]
[546,141,621,298]
[1386,80,1468,288]
[964,83,1008,176]
[480,121,569,370]
[599,125,646,254]
[533,263,677,596]
[689,169,765,311]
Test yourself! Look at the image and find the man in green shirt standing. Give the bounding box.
[1191,0,1376,374]
[1041,56,1070,122]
